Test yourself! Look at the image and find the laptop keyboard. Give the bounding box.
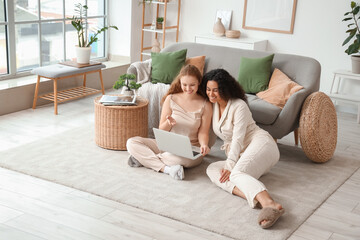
[192,151,200,156]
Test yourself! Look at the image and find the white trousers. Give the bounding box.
[206,133,279,208]
[126,136,203,172]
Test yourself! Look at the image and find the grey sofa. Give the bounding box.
[129,42,321,141]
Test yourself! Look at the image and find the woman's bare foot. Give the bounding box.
[255,191,283,227]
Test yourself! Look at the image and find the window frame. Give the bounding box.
[0,0,109,80]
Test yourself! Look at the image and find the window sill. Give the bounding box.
[0,60,130,91]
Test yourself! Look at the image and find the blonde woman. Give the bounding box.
[126,65,212,180]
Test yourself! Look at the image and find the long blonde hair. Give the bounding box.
[161,64,202,104]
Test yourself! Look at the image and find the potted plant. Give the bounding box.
[156,17,164,29]
[343,1,360,73]
[113,74,142,96]
[69,3,118,64]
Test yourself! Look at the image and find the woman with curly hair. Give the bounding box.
[200,68,284,229]
[126,65,212,180]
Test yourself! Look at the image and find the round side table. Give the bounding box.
[94,96,149,150]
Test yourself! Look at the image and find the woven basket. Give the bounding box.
[94,96,148,150]
[299,92,337,163]
[225,30,241,38]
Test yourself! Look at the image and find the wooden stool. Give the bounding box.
[94,96,149,150]
[32,63,106,115]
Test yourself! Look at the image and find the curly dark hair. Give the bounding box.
[200,69,247,103]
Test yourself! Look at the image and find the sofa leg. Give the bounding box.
[299,92,337,163]
[294,128,299,145]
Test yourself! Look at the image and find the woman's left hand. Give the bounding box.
[200,145,210,156]
[219,168,231,183]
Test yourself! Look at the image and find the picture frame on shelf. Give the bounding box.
[215,10,232,30]
[242,0,297,34]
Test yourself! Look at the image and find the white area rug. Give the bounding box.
[1,124,359,240]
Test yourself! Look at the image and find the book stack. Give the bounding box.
[99,95,137,106]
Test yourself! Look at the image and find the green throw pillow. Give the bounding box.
[151,49,187,84]
[237,54,275,94]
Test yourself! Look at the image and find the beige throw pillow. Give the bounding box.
[185,55,206,75]
[256,68,304,109]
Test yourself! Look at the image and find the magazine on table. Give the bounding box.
[99,94,137,106]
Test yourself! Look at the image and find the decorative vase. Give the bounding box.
[351,55,360,74]
[151,39,161,53]
[213,17,225,37]
[75,46,91,64]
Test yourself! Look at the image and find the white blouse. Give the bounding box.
[212,98,267,170]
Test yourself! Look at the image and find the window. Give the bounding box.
[0,0,107,79]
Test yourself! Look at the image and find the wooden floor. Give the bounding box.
[0,93,359,240]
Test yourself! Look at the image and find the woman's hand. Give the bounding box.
[166,115,176,127]
[200,145,210,156]
[219,168,231,183]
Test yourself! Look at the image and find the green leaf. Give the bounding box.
[354,6,360,14]
[348,23,355,27]
[346,28,357,34]
[343,33,356,46]
[345,12,352,16]
[343,17,353,21]
[351,1,356,8]
[129,81,142,90]
[347,42,360,54]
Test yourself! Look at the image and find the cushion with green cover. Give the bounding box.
[151,49,187,84]
[237,54,275,93]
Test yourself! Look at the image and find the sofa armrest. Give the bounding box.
[276,89,311,135]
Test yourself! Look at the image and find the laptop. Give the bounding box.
[153,128,202,160]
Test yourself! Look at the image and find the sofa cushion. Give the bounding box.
[246,94,282,125]
[256,68,304,109]
[185,55,206,75]
[151,49,187,84]
[237,54,274,94]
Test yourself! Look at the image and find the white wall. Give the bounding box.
[129,0,358,97]
[108,0,131,57]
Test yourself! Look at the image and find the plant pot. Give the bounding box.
[121,88,135,96]
[351,55,360,74]
[75,46,91,64]
[156,22,163,29]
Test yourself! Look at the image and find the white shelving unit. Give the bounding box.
[329,69,360,123]
[140,0,181,60]
[194,33,268,51]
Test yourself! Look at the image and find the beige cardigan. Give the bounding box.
[212,99,268,170]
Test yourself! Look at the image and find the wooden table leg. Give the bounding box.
[83,73,87,87]
[53,79,58,115]
[294,128,299,145]
[32,75,41,109]
[99,70,105,95]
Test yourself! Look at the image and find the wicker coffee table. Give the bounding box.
[94,96,148,150]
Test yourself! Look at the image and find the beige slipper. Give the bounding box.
[258,207,285,229]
